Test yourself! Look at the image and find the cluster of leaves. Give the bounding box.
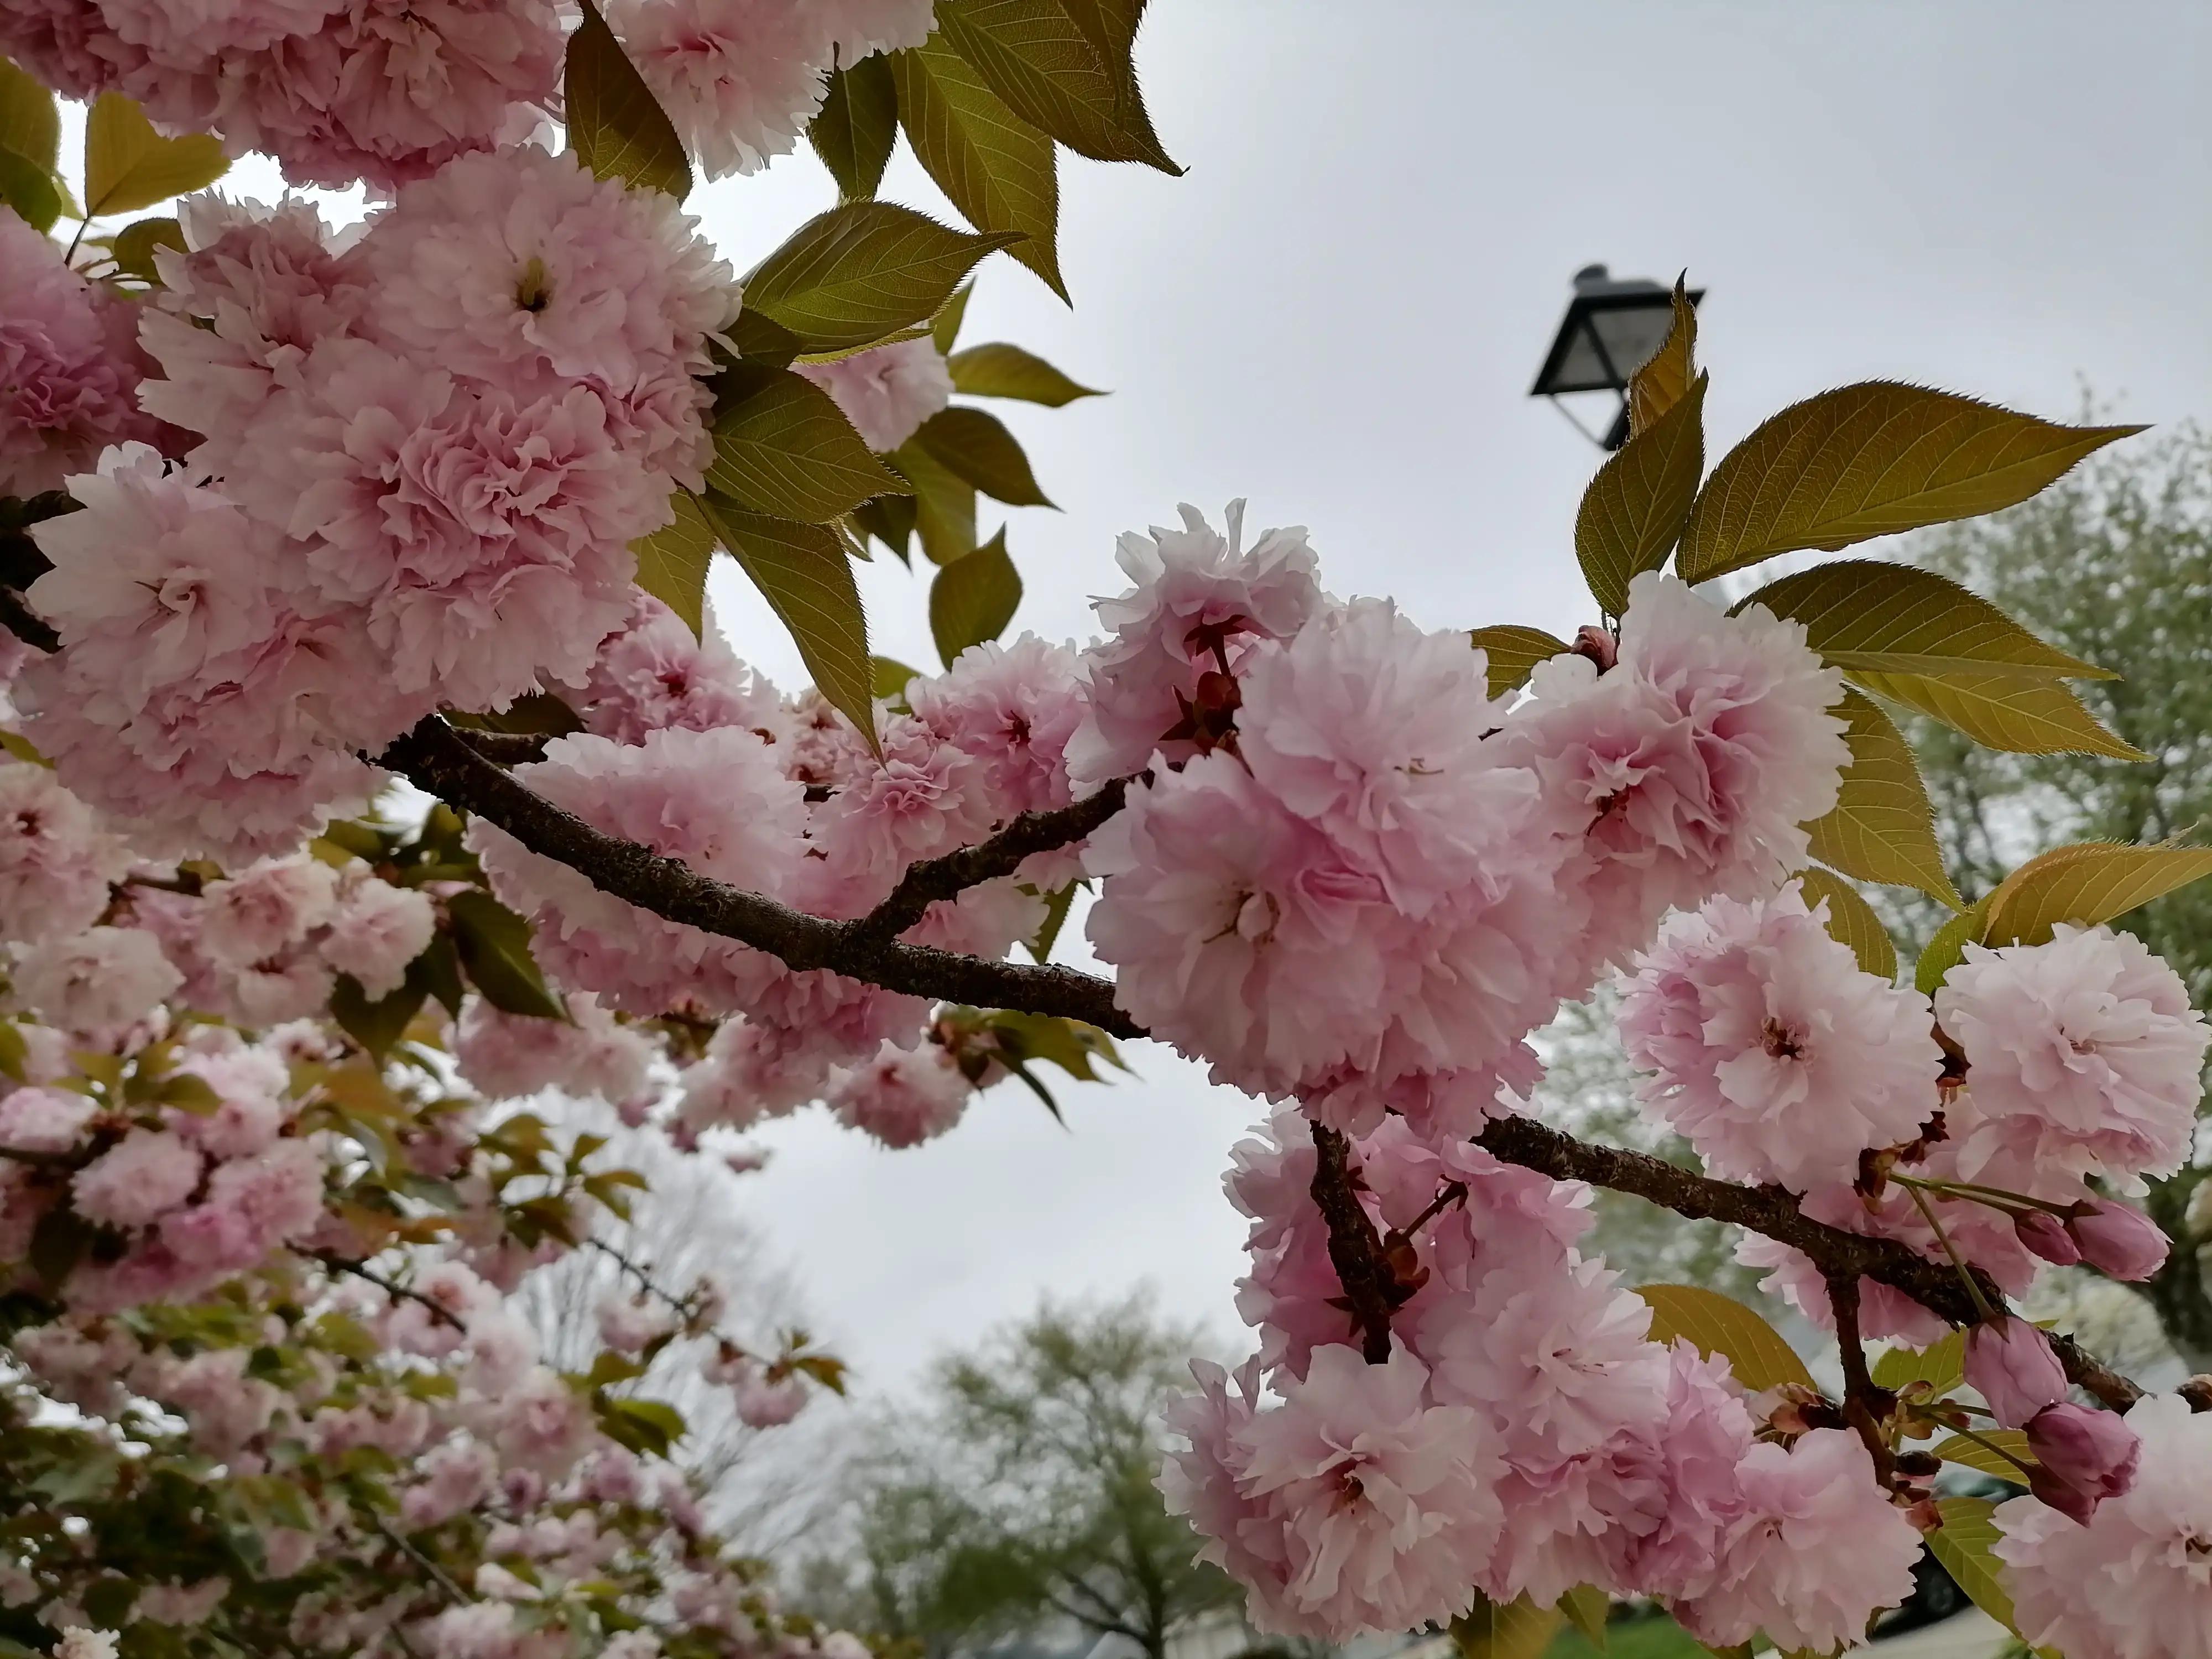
[0,63,224,274]
[571,3,1167,745]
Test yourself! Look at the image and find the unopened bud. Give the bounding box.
[2025,1402,2140,1523]
[1964,1318,2069,1429]
[2067,1199,2170,1282]
[2014,1208,2083,1266]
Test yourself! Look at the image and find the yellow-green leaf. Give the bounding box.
[1635,1284,1815,1391]
[1794,867,1897,980]
[0,55,59,171]
[1803,688,1963,910]
[1677,383,2142,583]
[706,365,909,522]
[932,279,974,354]
[947,341,1102,405]
[0,144,60,233]
[1451,1595,1562,1659]
[871,655,922,701]
[914,405,1053,507]
[893,35,1063,300]
[930,529,1021,667]
[742,201,1021,354]
[1926,1497,2030,1646]
[808,54,899,203]
[697,494,878,754]
[565,0,691,197]
[1468,625,1569,700]
[1559,1584,1610,1650]
[1871,1329,1965,1395]
[933,0,1181,173]
[0,1021,26,1083]
[1626,276,1697,438]
[83,92,227,216]
[1574,372,1707,615]
[889,437,979,565]
[633,489,718,635]
[1932,1431,2036,1480]
[1981,840,2212,948]
[1742,560,2113,682]
[108,215,184,281]
[1849,666,2144,761]
[446,891,566,1020]
[1915,896,1992,997]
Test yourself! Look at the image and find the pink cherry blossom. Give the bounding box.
[907,634,1087,821]
[671,1017,836,1135]
[319,870,436,998]
[1619,881,1941,1188]
[71,1126,203,1229]
[0,206,179,495]
[198,855,339,968]
[814,0,935,60]
[454,992,656,1109]
[0,759,134,946]
[794,338,953,452]
[1673,1428,1920,1653]
[825,1040,971,1148]
[1227,1343,1506,1639]
[1936,923,2208,1188]
[0,1086,99,1155]
[800,713,997,908]
[577,593,785,746]
[1066,501,1326,787]
[1995,1394,2208,1659]
[606,0,834,179]
[13,924,182,1038]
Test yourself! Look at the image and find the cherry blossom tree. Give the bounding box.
[0,7,2206,1659]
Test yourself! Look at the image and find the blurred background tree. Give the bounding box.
[797,1295,1240,1659]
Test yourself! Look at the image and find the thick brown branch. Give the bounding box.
[852,778,1129,942]
[1828,1274,1896,1479]
[375,715,1142,1037]
[449,727,550,766]
[1471,1114,2143,1408]
[1307,1121,1396,1364]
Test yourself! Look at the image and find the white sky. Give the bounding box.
[208,3,2212,1391]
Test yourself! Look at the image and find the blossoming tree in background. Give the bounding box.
[0,7,2206,1659]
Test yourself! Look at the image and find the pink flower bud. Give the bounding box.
[2013,1208,2082,1266]
[1964,1318,2069,1428]
[2025,1402,2140,1523]
[2067,1200,2169,1282]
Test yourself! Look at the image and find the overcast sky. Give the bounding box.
[207,3,2211,1391]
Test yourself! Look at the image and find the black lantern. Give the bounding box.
[1531,265,1703,450]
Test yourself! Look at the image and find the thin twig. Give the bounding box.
[1307,1120,1397,1364]
[373,1513,474,1607]
[1828,1273,1895,1480]
[312,1253,468,1332]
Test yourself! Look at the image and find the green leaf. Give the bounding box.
[933,0,1181,171]
[698,493,879,754]
[947,341,1102,405]
[1626,276,1697,438]
[1915,896,1992,996]
[1932,1431,2036,1480]
[0,1020,25,1083]
[0,144,59,233]
[930,529,1021,667]
[914,405,1054,507]
[417,929,466,1018]
[1925,1497,2030,1644]
[0,55,60,170]
[1467,625,1569,700]
[445,890,567,1020]
[1794,867,1897,980]
[594,1395,687,1458]
[1574,372,1708,615]
[808,54,899,202]
[1981,839,2212,948]
[893,35,1064,300]
[1635,1284,1815,1391]
[1803,687,1962,909]
[1451,1594,1563,1659]
[108,214,184,281]
[1559,1584,1610,1650]
[633,488,718,635]
[741,200,1021,354]
[890,436,980,564]
[1871,1329,1965,1395]
[872,655,922,701]
[1849,665,2145,761]
[565,0,691,197]
[706,364,909,521]
[330,972,431,1064]
[1026,880,1079,962]
[1056,0,1180,170]
[83,92,227,216]
[156,1073,225,1116]
[988,1009,1123,1081]
[1677,383,2143,583]
[932,279,974,354]
[854,493,919,562]
[1741,560,2114,682]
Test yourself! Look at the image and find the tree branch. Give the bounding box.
[448,727,549,766]
[374,715,1141,1037]
[1307,1121,1397,1364]
[312,1252,468,1332]
[1827,1273,1896,1479]
[851,779,1128,942]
